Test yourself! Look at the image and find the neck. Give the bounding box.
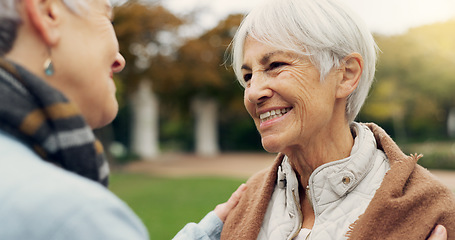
[5,19,48,81]
[285,121,354,189]
[285,120,354,230]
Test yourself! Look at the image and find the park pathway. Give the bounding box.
[123,153,455,191]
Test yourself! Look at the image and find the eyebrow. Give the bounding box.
[241,50,290,71]
[241,65,251,71]
[260,51,285,65]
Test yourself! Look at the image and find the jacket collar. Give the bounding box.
[308,123,377,208]
[279,123,378,215]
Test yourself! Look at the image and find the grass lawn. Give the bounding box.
[109,172,246,239]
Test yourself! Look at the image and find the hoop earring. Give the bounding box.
[44,58,55,76]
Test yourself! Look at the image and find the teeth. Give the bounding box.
[260,108,291,122]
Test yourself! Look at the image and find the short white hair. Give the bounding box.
[232,0,378,123]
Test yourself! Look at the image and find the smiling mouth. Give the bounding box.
[260,108,292,123]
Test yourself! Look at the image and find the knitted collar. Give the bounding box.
[0,58,109,186]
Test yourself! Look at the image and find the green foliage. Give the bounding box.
[159,111,194,152]
[418,153,455,170]
[402,141,455,170]
[364,20,455,140]
[219,109,263,151]
[109,173,245,239]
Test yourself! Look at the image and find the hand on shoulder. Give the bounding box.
[214,184,247,222]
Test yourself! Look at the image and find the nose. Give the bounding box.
[245,74,273,104]
[112,53,126,73]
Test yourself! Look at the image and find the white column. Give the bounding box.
[192,97,220,156]
[448,108,455,138]
[131,79,160,159]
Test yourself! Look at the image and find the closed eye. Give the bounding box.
[268,62,288,70]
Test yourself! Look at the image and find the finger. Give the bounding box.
[226,183,247,208]
[214,184,247,222]
[428,225,447,240]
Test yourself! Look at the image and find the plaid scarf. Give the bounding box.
[0,58,109,186]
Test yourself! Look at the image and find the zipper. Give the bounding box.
[306,185,313,208]
[289,187,303,240]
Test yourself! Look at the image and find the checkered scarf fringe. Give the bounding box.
[0,58,109,186]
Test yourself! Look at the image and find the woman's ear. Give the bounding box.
[336,53,364,99]
[23,0,62,46]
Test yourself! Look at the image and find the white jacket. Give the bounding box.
[257,123,391,240]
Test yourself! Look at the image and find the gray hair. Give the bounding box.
[232,0,378,123]
[0,0,88,56]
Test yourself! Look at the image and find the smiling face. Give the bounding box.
[50,0,125,129]
[242,37,344,154]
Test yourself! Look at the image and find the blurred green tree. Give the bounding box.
[361,20,455,141]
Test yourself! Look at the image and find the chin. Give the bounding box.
[91,115,115,129]
[261,138,282,154]
[90,103,118,129]
[103,108,119,127]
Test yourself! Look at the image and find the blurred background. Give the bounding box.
[101,0,455,238]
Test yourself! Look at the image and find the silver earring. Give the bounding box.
[44,58,55,76]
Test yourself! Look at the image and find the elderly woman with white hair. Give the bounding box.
[0,0,246,239]
[216,0,455,239]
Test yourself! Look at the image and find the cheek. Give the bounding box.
[278,71,320,126]
[277,71,314,107]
